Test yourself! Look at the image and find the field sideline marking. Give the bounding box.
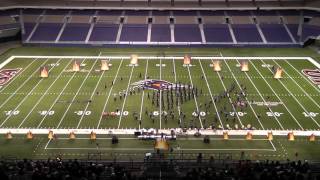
[0,59,37,93]
[198,59,223,129]
[0,59,50,127]
[76,53,106,128]
[261,59,320,128]
[250,61,304,130]
[117,66,135,129]
[223,59,266,130]
[237,59,284,130]
[36,58,79,128]
[96,59,123,128]
[0,56,15,69]
[284,59,320,93]
[138,59,149,129]
[44,137,276,151]
[18,58,70,128]
[186,64,203,129]
[56,59,99,128]
[273,60,320,109]
[10,55,313,60]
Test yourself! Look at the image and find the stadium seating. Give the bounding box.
[151,24,171,42]
[10,9,320,46]
[260,24,293,42]
[232,24,263,42]
[203,24,233,43]
[174,24,202,42]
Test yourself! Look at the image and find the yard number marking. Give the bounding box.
[303,112,319,117]
[39,110,55,116]
[75,111,91,116]
[267,112,283,117]
[5,110,19,116]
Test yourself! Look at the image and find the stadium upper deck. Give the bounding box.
[1,9,319,47]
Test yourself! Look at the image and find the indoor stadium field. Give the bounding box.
[0,0,320,178]
[0,47,319,161]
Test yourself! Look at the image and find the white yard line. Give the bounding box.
[172,58,182,125]
[138,59,149,129]
[117,66,135,129]
[159,58,162,129]
[261,60,319,128]
[76,57,106,128]
[250,60,304,130]
[0,58,45,110]
[0,59,52,127]
[186,65,203,129]
[56,59,99,128]
[273,60,320,109]
[234,59,285,130]
[96,59,124,128]
[285,59,320,93]
[198,59,223,129]
[223,59,266,130]
[11,55,312,60]
[261,59,320,127]
[44,147,275,151]
[18,58,69,128]
[36,58,80,128]
[0,58,37,93]
[217,54,243,127]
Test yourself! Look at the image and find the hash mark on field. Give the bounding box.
[1,92,319,97]
[237,59,284,130]
[96,59,123,128]
[186,64,203,128]
[56,60,98,128]
[273,60,320,109]
[77,55,107,128]
[18,58,69,128]
[217,53,243,127]
[250,60,304,130]
[138,59,149,129]
[223,59,265,130]
[198,59,223,129]
[261,59,319,128]
[117,65,135,129]
[37,58,82,128]
[0,59,51,127]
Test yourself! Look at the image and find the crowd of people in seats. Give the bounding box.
[182,160,316,180]
[0,158,318,180]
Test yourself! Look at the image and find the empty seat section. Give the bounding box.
[151,24,171,42]
[59,23,90,41]
[120,24,148,42]
[22,23,36,40]
[30,23,62,41]
[174,24,201,42]
[260,24,292,42]
[287,24,300,41]
[203,24,232,42]
[301,25,320,41]
[89,24,119,41]
[232,24,262,42]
